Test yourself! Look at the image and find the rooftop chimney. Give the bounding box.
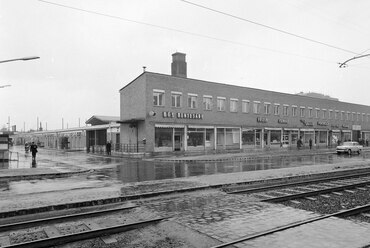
[171,52,187,78]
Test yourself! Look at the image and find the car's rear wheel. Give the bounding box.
[348,149,352,155]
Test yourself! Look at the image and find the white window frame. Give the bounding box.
[217,97,226,111]
[187,93,198,109]
[153,89,165,106]
[171,91,182,108]
[300,107,305,117]
[242,100,250,113]
[203,95,213,111]
[274,103,280,115]
[253,101,261,114]
[230,98,238,113]
[283,104,289,116]
[292,105,297,117]
[308,107,313,118]
[264,102,271,115]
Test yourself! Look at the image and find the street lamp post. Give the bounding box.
[0,56,40,64]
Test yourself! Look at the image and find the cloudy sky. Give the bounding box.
[1,0,370,131]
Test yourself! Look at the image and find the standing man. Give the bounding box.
[106,141,111,155]
[30,142,38,161]
[309,138,313,150]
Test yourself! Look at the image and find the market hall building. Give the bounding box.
[119,53,370,153]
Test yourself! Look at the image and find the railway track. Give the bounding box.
[215,171,370,247]
[0,205,168,248]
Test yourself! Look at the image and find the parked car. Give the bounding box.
[336,141,363,155]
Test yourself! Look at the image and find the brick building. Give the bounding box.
[119,53,370,153]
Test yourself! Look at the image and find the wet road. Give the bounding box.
[1,146,370,195]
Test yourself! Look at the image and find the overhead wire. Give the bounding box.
[180,0,362,56]
[38,0,339,65]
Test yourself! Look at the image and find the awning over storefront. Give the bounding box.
[188,125,214,129]
[300,129,315,132]
[332,130,341,132]
[155,124,185,128]
[264,127,282,130]
[283,128,299,131]
[342,130,352,133]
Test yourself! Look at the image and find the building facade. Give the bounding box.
[119,53,370,153]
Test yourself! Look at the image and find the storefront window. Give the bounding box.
[187,128,204,147]
[155,128,172,148]
[242,130,254,145]
[270,130,281,145]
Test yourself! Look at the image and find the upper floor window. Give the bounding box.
[329,110,333,119]
[253,101,260,114]
[264,102,271,115]
[357,113,361,121]
[341,111,344,120]
[362,113,366,122]
[153,89,165,106]
[274,104,280,115]
[315,108,320,118]
[187,93,198,109]
[203,95,212,111]
[171,91,182,108]
[292,105,297,117]
[322,109,327,119]
[300,107,305,117]
[217,97,226,111]
[283,105,289,116]
[352,112,355,121]
[347,112,350,120]
[335,111,339,120]
[242,100,250,113]
[230,98,238,112]
[308,107,313,118]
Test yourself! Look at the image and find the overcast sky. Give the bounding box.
[1,0,370,131]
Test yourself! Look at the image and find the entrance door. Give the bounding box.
[174,134,182,151]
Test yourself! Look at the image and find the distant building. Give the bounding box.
[119,53,370,153]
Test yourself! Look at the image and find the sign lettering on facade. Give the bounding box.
[257,117,268,123]
[162,111,203,120]
[300,119,313,126]
[317,121,329,126]
[278,119,288,124]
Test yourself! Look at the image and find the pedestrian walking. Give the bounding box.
[297,137,302,150]
[30,142,38,161]
[106,141,111,155]
[309,138,312,150]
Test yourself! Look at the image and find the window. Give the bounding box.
[335,111,339,120]
[217,97,226,111]
[274,104,280,115]
[230,98,238,112]
[264,102,271,115]
[242,100,250,113]
[357,113,361,121]
[300,107,305,117]
[362,113,366,122]
[329,110,333,119]
[322,109,327,119]
[352,112,355,121]
[203,95,212,110]
[153,89,165,106]
[292,105,297,117]
[187,93,198,109]
[308,108,313,118]
[341,111,344,120]
[315,108,320,118]
[283,105,289,116]
[253,101,260,114]
[171,91,182,108]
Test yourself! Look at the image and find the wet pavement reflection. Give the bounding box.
[114,153,369,183]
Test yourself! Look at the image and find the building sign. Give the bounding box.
[162,111,203,120]
[342,124,349,129]
[300,119,313,126]
[278,119,288,124]
[257,117,268,123]
[352,125,361,131]
[331,124,339,128]
[317,121,329,126]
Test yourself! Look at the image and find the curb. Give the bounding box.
[0,169,91,182]
[2,166,370,219]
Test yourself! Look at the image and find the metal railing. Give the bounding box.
[88,143,146,154]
